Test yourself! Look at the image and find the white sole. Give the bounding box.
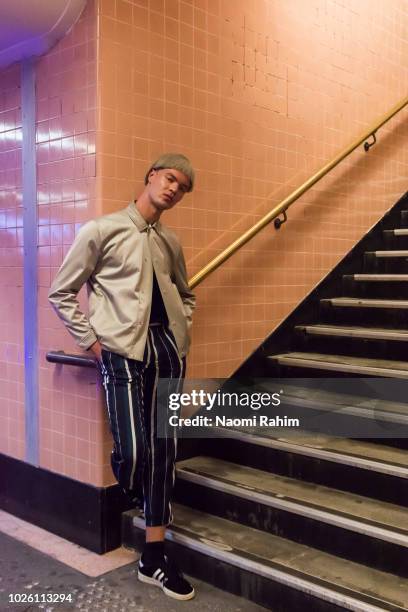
[138,569,196,601]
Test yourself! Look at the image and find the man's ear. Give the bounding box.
[148,168,157,183]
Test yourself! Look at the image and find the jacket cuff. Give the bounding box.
[78,329,98,350]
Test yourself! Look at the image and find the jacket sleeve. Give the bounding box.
[173,243,196,330]
[48,220,101,350]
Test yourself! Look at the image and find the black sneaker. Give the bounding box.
[138,555,195,600]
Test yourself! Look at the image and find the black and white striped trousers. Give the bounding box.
[99,325,185,526]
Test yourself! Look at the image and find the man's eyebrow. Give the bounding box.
[166,172,190,191]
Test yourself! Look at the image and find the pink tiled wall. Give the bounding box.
[1,0,408,491]
[36,1,112,485]
[96,0,408,378]
[0,64,24,459]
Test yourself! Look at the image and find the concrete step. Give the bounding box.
[383,229,408,248]
[265,379,408,425]
[343,274,408,298]
[321,298,408,309]
[266,356,408,446]
[175,456,408,575]
[204,428,407,505]
[124,504,408,611]
[279,382,408,419]
[319,297,408,329]
[293,323,408,363]
[366,251,408,257]
[267,351,408,379]
[384,229,408,236]
[295,324,408,342]
[346,274,408,281]
[237,377,408,439]
[363,251,408,272]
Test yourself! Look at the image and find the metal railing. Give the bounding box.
[46,350,97,367]
[188,94,408,289]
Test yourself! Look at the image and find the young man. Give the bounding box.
[48,153,196,600]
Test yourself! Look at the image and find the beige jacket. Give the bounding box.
[48,203,196,360]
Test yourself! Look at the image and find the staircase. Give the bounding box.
[123,194,408,611]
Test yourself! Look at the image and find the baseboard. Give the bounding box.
[0,452,133,554]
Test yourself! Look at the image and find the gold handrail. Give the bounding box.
[188,95,408,290]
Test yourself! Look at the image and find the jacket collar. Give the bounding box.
[126,201,162,233]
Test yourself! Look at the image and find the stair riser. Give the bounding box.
[383,232,408,248]
[201,437,407,506]
[343,278,408,298]
[400,210,408,227]
[267,361,382,378]
[319,304,408,329]
[174,480,407,576]
[293,331,408,363]
[363,253,408,273]
[268,357,408,385]
[123,517,349,612]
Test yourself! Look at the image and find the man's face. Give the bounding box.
[147,168,191,211]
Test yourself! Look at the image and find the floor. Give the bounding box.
[0,511,268,612]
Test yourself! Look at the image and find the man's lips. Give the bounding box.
[163,194,173,202]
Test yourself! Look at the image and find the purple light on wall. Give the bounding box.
[0,0,87,70]
[22,57,39,466]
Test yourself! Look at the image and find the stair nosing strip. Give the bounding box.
[210,427,408,477]
[350,274,408,281]
[176,469,408,547]
[272,355,408,379]
[321,298,408,308]
[132,514,406,612]
[297,325,408,342]
[372,251,408,257]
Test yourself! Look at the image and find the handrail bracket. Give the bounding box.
[274,210,288,230]
[364,132,377,152]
